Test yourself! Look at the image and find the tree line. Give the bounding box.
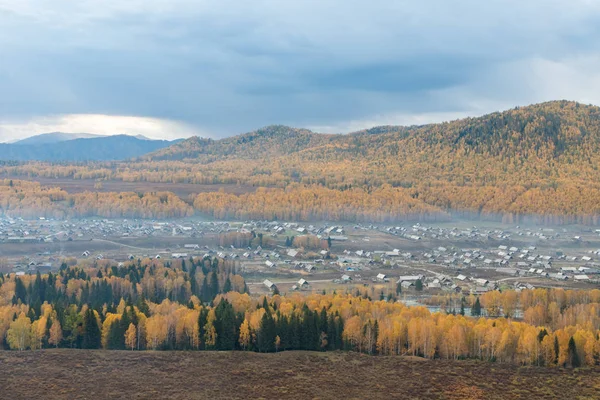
[1,262,599,367]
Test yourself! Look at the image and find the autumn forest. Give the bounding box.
[3,101,600,224]
[0,256,598,368]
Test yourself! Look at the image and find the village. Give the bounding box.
[0,216,599,301]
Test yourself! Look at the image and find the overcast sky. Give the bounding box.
[1,0,600,141]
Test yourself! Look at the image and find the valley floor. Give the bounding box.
[0,350,599,399]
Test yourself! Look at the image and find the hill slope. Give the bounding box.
[144,125,340,161]
[0,135,179,161]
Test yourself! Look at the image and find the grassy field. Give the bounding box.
[0,350,599,399]
[4,176,256,199]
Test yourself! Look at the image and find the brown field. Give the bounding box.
[4,176,256,200]
[0,350,598,400]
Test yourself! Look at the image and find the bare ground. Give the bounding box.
[0,350,598,400]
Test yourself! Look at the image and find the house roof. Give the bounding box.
[263,279,274,288]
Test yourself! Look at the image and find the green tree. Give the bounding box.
[209,272,220,299]
[82,309,101,349]
[214,300,237,350]
[257,311,276,352]
[197,307,208,349]
[471,297,482,317]
[415,279,423,291]
[14,277,27,304]
[568,337,580,367]
[223,276,232,294]
[200,276,210,303]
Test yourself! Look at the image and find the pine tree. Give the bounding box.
[209,272,219,300]
[200,276,210,303]
[415,279,423,291]
[214,300,236,350]
[568,337,580,367]
[197,307,208,349]
[223,276,232,293]
[14,277,27,304]
[471,297,482,316]
[257,312,276,352]
[82,309,101,349]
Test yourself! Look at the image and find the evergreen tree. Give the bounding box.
[209,272,220,300]
[471,297,482,316]
[554,335,560,364]
[197,307,208,349]
[257,311,276,352]
[82,309,101,349]
[415,279,423,291]
[200,276,210,303]
[190,273,198,297]
[14,277,27,304]
[136,293,150,316]
[223,276,232,294]
[214,300,237,350]
[568,337,580,367]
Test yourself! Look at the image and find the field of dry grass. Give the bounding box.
[4,176,255,200]
[1,350,599,399]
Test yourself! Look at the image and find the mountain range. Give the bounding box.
[0,133,178,161]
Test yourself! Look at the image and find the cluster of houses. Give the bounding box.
[379,222,600,244]
[0,217,243,244]
[240,221,347,240]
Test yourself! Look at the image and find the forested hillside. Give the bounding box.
[4,101,600,223]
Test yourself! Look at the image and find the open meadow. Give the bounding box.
[0,350,599,400]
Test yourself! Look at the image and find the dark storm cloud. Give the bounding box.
[1,0,600,138]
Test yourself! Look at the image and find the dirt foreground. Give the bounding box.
[0,350,599,399]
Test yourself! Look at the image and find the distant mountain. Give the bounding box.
[11,132,105,145]
[0,135,181,161]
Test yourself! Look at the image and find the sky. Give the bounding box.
[1,0,600,141]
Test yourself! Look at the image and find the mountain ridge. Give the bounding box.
[10,132,106,145]
[144,100,600,163]
[0,135,181,161]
